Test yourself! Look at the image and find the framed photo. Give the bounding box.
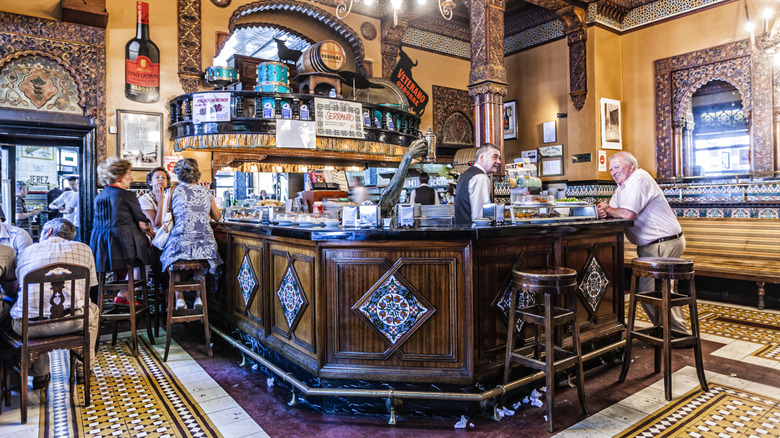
[21,146,53,160]
[542,121,556,143]
[503,100,517,140]
[117,110,163,170]
[60,150,78,166]
[540,157,564,176]
[600,98,622,150]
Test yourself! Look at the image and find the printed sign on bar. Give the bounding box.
[192,92,231,124]
[314,98,364,139]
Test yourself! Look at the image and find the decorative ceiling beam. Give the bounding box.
[597,0,629,23]
[178,0,202,93]
[557,6,587,111]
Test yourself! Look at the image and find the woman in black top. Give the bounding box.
[90,158,153,303]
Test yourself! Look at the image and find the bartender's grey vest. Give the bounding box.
[454,165,486,225]
[414,185,436,205]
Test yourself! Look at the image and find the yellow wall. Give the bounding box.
[619,0,748,177]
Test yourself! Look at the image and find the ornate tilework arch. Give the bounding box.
[229,0,368,76]
[0,51,88,114]
[655,40,774,177]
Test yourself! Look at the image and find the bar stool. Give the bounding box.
[503,267,588,433]
[96,262,155,357]
[164,260,212,361]
[619,257,708,400]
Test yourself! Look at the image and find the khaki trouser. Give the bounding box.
[636,236,689,334]
[11,302,99,377]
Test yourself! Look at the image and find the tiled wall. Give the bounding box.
[566,180,780,218]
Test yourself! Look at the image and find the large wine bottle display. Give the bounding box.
[125,1,160,103]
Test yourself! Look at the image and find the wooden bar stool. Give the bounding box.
[503,267,588,433]
[164,260,212,361]
[96,262,155,357]
[619,257,708,400]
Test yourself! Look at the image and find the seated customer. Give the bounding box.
[7,218,99,389]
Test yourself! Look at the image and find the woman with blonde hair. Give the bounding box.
[160,158,222,309]
[90,158,153,304]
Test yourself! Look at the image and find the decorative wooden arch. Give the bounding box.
[229,0,368,76]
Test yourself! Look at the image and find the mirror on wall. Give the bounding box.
[686,80,748,176]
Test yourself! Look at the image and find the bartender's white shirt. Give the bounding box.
[609,168,681,246]
[469,163,492,221]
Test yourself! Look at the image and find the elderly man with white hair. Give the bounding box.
[597,151,687,334]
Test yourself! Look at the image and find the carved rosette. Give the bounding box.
[178,0,202,92]
[557,6,587,111]
[361,22,377,41]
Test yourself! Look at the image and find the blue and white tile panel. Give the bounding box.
[401,28,471,59]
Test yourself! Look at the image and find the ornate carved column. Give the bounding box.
[381,19,408,79]
[467,0,507,156]
[557,6,587,111]
[178,0,202,93]
[674,115,695,177]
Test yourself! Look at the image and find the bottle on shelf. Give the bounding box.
[125,1,160,103]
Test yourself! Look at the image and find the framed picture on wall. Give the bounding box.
[117,110,163,170]
[600,98,622,150]
[20,146,53,160]
[542,121,556,143]
[503,100,517,140]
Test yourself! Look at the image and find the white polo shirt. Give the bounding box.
[609,168,681,246]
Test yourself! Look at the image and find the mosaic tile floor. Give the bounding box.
[0,332,268,438]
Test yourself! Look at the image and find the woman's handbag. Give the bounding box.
[151,188,173,249]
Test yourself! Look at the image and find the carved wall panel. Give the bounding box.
[0,54,84,114]
[0,12,106,161]
[432,85,473,146]
[654,40,775,177]
[178,0,202,93]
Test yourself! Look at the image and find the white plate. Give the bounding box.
[513,202,554,207]
[555,201,588,206]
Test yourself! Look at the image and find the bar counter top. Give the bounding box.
[214,217,633,241]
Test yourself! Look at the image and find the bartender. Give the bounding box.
[454,143,501,224]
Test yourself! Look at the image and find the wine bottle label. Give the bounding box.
[300,104,309,120]
[282,102,291,119]
[126,55,159,87]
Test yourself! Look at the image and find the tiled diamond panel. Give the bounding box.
[579,257,609,313]
[276,266,306,329]
[237,253,258,307]
[496,281,537,333]
[357,274,432,345]
[402,28,471,59]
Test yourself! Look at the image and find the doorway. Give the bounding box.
[0,108,97,243]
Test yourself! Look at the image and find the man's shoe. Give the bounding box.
[32,373,50,390]
[176,298,187,310]
[193,297,203,310]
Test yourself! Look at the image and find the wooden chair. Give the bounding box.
[1,263,92,424]
[619,257,708,400]
[164,260,211,361]
[502,267,588,433]
[96,262,154,357]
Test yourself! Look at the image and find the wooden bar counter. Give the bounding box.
[211,219,632,386]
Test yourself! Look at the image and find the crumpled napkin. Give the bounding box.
[454,415,474,429]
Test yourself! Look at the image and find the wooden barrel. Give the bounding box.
[296,40,346,74]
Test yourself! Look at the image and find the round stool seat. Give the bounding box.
[632,257,693,279]
[512,267,577,293]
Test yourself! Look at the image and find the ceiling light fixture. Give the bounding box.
[333,0,455,22]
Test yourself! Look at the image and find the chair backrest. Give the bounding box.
[19,262,92,342]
